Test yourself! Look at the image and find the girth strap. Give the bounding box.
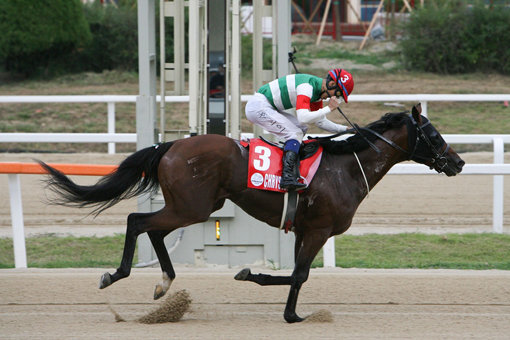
[279,191,299,233]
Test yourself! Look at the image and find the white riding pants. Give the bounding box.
[245,93,308,142]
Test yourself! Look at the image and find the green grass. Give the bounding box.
[311,233,510,270]
[0,234,133,268]
[1,233,509,270]
[429,102,510,134]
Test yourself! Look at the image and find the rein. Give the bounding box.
[335,106,381,153]
[356,126,407,154]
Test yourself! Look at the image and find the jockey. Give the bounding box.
[245,68,354,191]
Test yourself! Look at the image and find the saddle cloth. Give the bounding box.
[245,138,323,192]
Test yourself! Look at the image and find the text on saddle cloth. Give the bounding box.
[246,138,323,192]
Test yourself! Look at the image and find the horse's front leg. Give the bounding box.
[234,268,291,285]
[233,233,303,285]
[234,232,305,285]
[283,231,329,323]
[235,231,328,323]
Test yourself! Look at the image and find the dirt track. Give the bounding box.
[1,267,510,339]
[1,153,510,338]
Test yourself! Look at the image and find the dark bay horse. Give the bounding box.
[39,104,464,323]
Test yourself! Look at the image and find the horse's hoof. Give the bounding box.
[153,273,172,300]
[153,284,166,300]
[234,268,251,281]
[284,312,304,323]
[99,272,112,289]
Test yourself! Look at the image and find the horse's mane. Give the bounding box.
[317,111,409,154]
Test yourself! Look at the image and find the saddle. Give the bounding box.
[242,138,323,193]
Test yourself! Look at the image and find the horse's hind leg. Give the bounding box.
[148,230,176,300]
[99,211,159,289]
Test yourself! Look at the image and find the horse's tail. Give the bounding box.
[37,142,175,215]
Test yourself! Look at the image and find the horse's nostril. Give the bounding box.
[458,160,465,168]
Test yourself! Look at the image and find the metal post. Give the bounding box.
[252,2,274,140]
[224,0,231,136]
[189,0,200,135]
[252,2,263,91]
[493,137,504,233]
[136,0,158,262]
[8,174,27,268]
[136,0,157,149]
[230,0,241,139]
[173,0,185,94]
[323,236,336,267]
[159,0,166,141]
[200,3,207,135]
[421,101,428,117]
[275,0,296,269]
[276,1,291,78]
[107,102,115,154]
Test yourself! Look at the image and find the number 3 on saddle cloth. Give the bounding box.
[243,138,323,193]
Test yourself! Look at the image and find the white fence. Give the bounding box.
[0,95,181,153]
[2,94,510,153]
[2,94,509,268]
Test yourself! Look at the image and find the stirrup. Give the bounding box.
[298,175,309,188]
[280,179,307,191]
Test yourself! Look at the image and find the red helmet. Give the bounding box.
[327,69,354,103]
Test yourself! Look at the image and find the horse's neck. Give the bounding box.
[356,131,408,191]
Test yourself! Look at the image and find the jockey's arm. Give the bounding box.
[314,117,348,133]
[311,98,346,132]
[295,92,346,132]
[295,95,331,124]
[295,84,343,125]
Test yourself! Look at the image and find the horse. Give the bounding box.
[38,104,464,323]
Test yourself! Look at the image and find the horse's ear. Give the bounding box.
[411,103,422,123]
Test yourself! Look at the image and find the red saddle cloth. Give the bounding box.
[245,138,323,193]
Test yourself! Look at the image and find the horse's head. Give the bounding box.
[407,104,464,176]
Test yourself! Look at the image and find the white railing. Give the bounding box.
[347,94,510,118]
[0,95,184,154]
[2,94,510,153]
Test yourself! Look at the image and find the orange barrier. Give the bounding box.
[3,162,119,269]
[0,162,117,176]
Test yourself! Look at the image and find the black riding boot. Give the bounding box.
[280,150,307,191]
